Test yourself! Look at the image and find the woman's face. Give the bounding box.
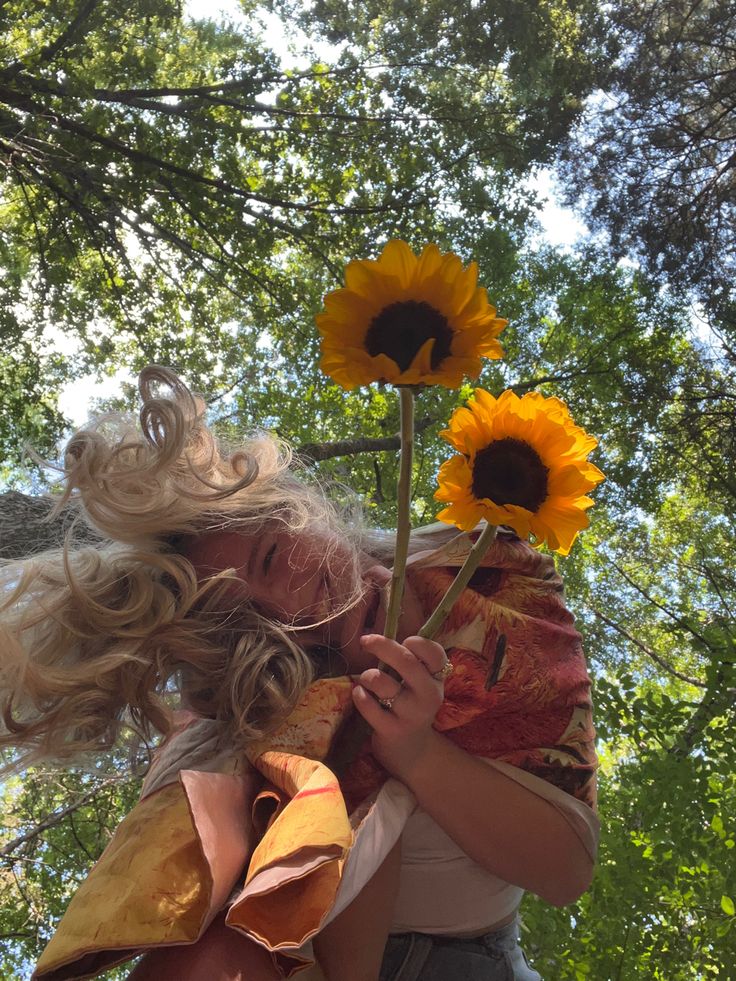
[185,527,419,672]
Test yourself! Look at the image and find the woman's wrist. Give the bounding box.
[389,726,446,789]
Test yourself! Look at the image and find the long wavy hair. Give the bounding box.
[0,367,383,769]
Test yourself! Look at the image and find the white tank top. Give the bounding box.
[391,804,524,934]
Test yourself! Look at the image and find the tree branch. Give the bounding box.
[511,367,612,394]
[0,0,100,82]
[610,559,714,651]
[592,608,706,688]
[673,663,734,757]
[0,776,120,859]
[0,422,439,557]
[0,491,102,560]
[297,416,436,462]
[0,85,406,222]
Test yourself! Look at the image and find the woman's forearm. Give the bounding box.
[353,635,595,907]
[401,729,594,907]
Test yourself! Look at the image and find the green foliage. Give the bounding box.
[2,1,736,979]
[531,470,736,977]
[0,761,142,979]
[271,0,609,165]
[524,751,736,978]
[0,347,66,481]
[560,0,736,318]
[1,0,594,460]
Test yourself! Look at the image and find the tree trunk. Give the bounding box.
[0,425,434,559]
[0,491,103,559]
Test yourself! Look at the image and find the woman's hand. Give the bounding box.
[352,634,450,783]
[351,636,595,906]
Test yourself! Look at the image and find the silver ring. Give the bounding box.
[431,659,454,682]
[378,693,399,711]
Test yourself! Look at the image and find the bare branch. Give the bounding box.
[592,608,706,688]
[0,776,120,859]
[297,416,436,462]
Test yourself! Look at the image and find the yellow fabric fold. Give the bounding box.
[34,781,213,980]
[225,678,357,968]
[34,681,359,980]
[228,750,353,953]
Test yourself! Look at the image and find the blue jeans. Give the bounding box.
[379,918,542,981]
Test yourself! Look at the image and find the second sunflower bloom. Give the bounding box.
[435,389,605,555]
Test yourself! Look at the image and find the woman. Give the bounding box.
[1,367,598,980]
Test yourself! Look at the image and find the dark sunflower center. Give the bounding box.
[471,438,549,512]
[364,300,453,373]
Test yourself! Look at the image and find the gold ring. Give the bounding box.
[378,693,399,711]
[431,660,454,682]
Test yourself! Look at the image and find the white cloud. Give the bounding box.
[58,367,135,428]
[528,169,588,249]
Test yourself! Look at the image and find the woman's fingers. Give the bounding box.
[361,634,448,689]
[354,635,449,730]
[359,666,403,701]
[353,683,402,729]
[353,636,450,782]
[404,636,450,678]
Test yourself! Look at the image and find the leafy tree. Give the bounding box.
[522,483,736,979]
[0,0,605,463]
[0,349,66,480]
[0,760,142,980]
[3,2,736,980]
[559,0,736,318]
[270,0,609,166]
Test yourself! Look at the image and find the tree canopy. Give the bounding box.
[559,0,736,320]
[0,0,603,466]
[2,1,736,978]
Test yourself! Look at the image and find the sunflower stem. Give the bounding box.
[382,386,415,645]
[418,522,498,640]
[328,390,415,776]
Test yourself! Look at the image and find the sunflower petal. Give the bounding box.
[435,500,488,532]
[434,455,474,500]
[317,315,372,346]
[426,355,484,386]
[316,240,508,390]
[492,503,534,539]
[380,239,418,288]
[449,261,480,314]
[435,387,605,554]
[451,322,505,357]
[414,243,444,282]
[344,260,402,304]
[321,288,377,324]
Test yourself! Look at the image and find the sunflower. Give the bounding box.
[317,240,506,389]
[434,389,605,555]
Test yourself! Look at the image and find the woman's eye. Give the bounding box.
[263,543,276,574]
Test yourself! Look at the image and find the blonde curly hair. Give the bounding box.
[0,367,368,768]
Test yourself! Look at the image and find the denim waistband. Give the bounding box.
[424,917,519,953]
[380,916,543,981]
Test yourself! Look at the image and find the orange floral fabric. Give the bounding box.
[342,530,598,809]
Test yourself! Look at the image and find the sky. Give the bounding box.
[57,0,588,427]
